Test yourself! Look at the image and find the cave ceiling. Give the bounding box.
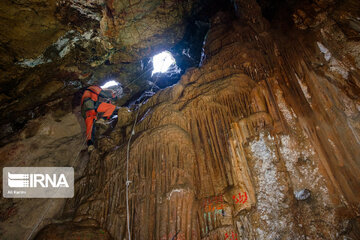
[0,0,360,239]
[1,0,356,143]
[0,0,228,142]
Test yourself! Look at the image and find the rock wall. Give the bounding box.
[0,105,89,239]
[1,0,358,239]
[34,0,360,239]
[0,0,219,144]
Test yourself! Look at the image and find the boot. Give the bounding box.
[95,118,106,125]
[88,145,95,153]
[95,118,108,129]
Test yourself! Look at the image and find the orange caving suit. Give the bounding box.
[81,85,116,146]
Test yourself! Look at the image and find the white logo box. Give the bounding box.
[3,167,74,198]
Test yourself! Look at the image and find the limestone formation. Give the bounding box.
[0,0,359,239]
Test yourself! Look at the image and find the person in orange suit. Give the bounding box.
[81,85,117,152]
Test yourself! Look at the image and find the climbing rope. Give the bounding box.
[24,6,166,235]
[121,66,153,91]
[124,59,164,240]
[122,5,174,237]
[125,110,139,240]
[25,63,162,239]
[25,70,163,240]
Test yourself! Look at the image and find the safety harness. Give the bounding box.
[81,85,102,106]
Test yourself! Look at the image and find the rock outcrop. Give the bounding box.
[1,0,359,239]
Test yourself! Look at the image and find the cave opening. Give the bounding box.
[2,0,360,239]
[100,80,120,89]
[100,80,124,100]
[151,51,177,75]
[126,0,234,106]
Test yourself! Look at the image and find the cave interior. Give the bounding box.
[0,0,359,239]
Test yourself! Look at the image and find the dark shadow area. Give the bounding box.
[155,0,234,89]
[256,0,302,30]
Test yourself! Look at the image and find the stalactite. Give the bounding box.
[34,0,360,239]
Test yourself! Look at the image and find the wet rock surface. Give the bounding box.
[0,0,359,239]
